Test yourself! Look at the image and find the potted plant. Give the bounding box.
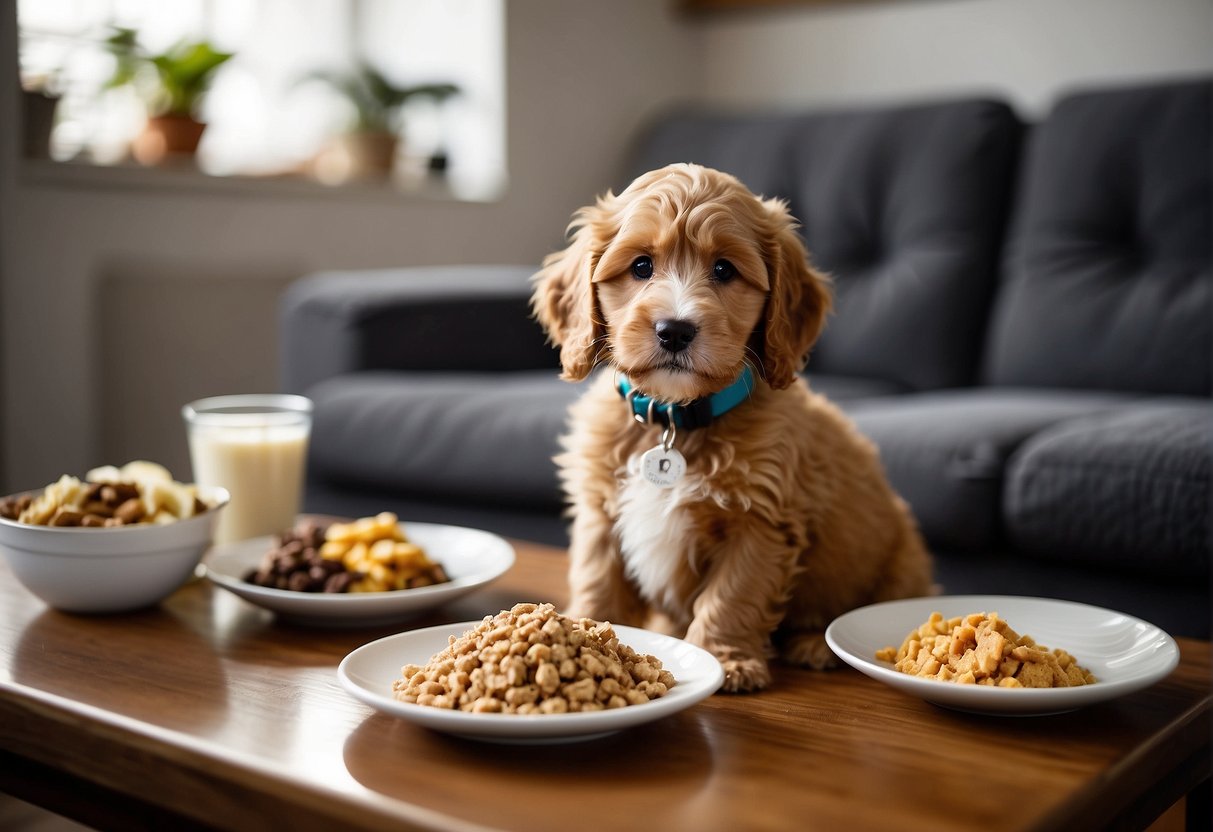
[305,63,458,180]
[104,27,234,165]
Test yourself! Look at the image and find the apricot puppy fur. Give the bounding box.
[531,163,932,692]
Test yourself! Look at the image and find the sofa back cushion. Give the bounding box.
[624,99,1022,391]
[625,112,798,205]
[280,266,555,395]
[788,101,1022,390]
[983,79,1213,395]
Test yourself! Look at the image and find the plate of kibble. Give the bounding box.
[339,602,725,743]
[825,595,1179,715]
[201,512,514,625]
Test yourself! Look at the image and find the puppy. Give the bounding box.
[531,163,932,692]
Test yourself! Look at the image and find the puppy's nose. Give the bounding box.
[655,318,697,353]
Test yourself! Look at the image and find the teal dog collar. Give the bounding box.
[616,365,755,429]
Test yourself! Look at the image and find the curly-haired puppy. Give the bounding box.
[531,163,932,692]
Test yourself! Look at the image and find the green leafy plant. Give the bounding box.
[104,27,234,119]
[306,63,459,134]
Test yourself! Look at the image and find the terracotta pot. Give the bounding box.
[345,131,398,175]
[132,115,208,166]
[312,131,400,184]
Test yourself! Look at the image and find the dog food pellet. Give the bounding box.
[876,611,1096,688]
[393,602,676,713]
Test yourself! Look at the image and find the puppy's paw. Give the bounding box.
[779,631,838,670]
[718,656,771,693]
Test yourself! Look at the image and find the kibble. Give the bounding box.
[393,603,677,713]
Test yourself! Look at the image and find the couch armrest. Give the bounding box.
[279,265,557,393]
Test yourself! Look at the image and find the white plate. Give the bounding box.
[201,522,514,625]
[825,595,1179,716]
[338,623,725,743]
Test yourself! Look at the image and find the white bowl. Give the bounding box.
[0,485,230,613]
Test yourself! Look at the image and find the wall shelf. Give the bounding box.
[19,158,504,205]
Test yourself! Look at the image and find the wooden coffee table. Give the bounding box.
[0,538,1208,831]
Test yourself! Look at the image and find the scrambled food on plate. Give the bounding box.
[0,461,211,528]
[876,611,1096,688]
[243,512,449,594]
[393,602,676,713]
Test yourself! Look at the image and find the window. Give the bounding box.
[17,0,506,199]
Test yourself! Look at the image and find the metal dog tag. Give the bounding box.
[641,445,686,488]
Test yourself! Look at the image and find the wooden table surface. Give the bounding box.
[0,538,1209,832]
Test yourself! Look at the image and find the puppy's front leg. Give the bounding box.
[564,503,645,625]
[685,521,801,693]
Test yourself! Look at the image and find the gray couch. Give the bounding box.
[281,79,1212,638]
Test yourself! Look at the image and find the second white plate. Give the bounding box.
[825,595,1179,715]
[202,521,514,625]
[338,622,725,743]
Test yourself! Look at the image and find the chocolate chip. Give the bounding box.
[287,571,314,592]
[324,571,355,593]
[244,520,368,594]
[113,497,146,524]
[0,495,26,520]
[49,508,85,527]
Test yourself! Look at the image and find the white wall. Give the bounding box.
[692,0,1213,117]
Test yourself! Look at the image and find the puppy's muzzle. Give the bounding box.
[656,318,698,353]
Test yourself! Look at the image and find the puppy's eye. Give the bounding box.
[712,259,737,282]
[631,256,654,280]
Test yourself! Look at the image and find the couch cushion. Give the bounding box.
[1004,399,1212,578]
[280,266,555,394]
[984,79,1213,394]
[622,112,797,202]
[848,390,1134,552]
[625,99,1022,392]
[787,100,1022,391]
[307,371,578,509]
[804,373,907,405]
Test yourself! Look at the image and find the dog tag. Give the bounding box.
[641,445,686,488]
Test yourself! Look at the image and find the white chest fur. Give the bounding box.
[616,454,694,613]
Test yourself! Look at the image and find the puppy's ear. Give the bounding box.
[531,204,607,381]
[756,199,832,389]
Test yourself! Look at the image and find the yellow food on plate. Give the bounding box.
[875,611,1096,688]
[393,602,676,713]
[319,511,447,592]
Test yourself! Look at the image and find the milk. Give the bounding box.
[183,395,312,546]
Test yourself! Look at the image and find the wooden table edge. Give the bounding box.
[1031,686,1211,831]
[0,681,487,832]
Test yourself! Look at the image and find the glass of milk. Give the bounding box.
[182,394,313,546]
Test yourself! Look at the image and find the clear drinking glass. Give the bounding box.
[182,394,312,546]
